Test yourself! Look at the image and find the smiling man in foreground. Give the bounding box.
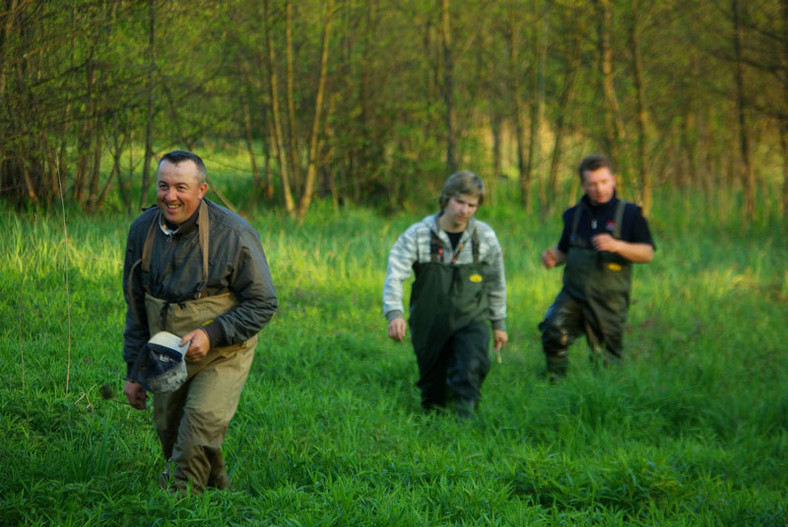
[122,150,277,495]
[383,171,508,418]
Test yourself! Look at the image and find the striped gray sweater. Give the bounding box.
[382,213,507,330]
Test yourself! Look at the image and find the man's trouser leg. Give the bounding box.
[416,341,452,412]
[538,291,585,378]
[593,301,627,367]
[154,346,254,491]
[446,322,491,416]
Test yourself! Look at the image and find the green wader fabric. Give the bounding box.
[540,200,632,374]
[136,201,257,491]
[409,232,490,410]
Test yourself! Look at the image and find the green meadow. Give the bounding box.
[0,184,786,526]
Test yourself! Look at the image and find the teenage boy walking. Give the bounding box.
[383,171,508,418]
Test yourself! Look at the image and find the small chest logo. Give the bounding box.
[607,263,622,271]
[469,274,483,283]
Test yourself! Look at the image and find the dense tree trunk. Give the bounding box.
[297,0,335,219]
[0,0,16,103]
[507,7,529,209]
[0,0,18,199]
[285,0,301,194]
[548,22,582,209]
[530,0,548,212]
[139,0,156,211]
[732,0,755,219]
[440,0,457,174]
[630,0,652,214]
[595,0,626,188]
[491,109,503,182]
[783,127,788,218]
[782,0,788,218]
[107,115,130,213]
[241,95,263,192]
[87,110,105,209]
[357,0,374,206]
[74,59,97,204]
[263,0,296,215]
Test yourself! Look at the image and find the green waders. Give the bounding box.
[539,200,632,376]
[409,231,491,414]
[136,202,257,491]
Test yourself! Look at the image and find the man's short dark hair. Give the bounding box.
[158,150,207,184]
[439,171,485,209]
[578,154,613,181]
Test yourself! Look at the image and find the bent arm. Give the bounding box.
[215,233,278,344]
[592,234,654,263]
[618,241,654,263]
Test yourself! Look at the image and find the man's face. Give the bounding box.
[442,194,479,232]
[582,166,616,206]
[156,160,207,225]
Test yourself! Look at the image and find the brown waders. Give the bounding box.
[135,202,257,492]
[539,200,632,377]
[409,230,491,416]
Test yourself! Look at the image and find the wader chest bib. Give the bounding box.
[409,230,488,386]
[131,200,256,490]
[564,199,632,353]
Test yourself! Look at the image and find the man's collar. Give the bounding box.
[582,191,618,211]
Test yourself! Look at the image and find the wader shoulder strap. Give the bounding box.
[471,229,479,263]
[140,210,160,274]
[613,200,626,239]
[429,230,443,263]
[570,200,585,239]
[429,229,479,263]
[195,200,209,298]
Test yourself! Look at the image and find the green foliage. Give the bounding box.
[0,190,786,525]
[4,0,788,217]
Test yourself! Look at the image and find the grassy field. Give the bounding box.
[0,186,786,526]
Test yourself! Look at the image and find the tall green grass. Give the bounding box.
[0,187,786,526]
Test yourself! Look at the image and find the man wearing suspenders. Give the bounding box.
[539,154,655,380]
[122,151,277,494]
[383,171,508,418]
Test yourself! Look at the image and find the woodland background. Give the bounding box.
[1,0,787,219]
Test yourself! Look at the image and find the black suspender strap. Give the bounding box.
[570,200,584,239]
[430,231,444,263]
[471,229,480,263]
